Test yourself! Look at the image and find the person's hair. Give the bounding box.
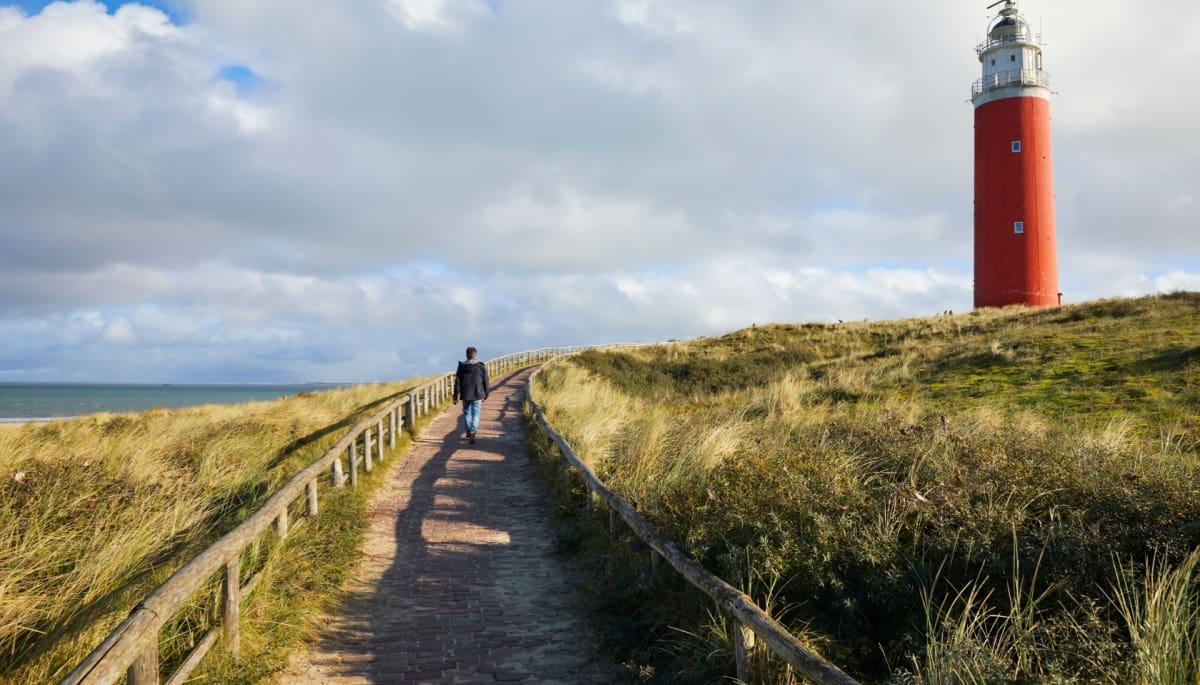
[466,346,477,359]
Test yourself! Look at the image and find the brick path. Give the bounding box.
[280,368,619,684]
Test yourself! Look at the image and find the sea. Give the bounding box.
[0,382,353,422]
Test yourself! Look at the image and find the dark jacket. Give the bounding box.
[454,359,490,402]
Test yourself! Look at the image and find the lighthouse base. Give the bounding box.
[974,290,1061,309]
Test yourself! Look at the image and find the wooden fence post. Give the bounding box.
[224,557,240,657]
[362,430,373,473]
[377,420,385,462]
[389,410,396,449]
[127,638,159,685]
[306,480,318,517]
[275,507,288,540]
[609,508,618,535]
[734,619,756,683]
[348,443,358,488]
[332,456,344,488]
[404,395,414,432]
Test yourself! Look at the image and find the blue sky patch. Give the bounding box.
[217,64,264,95]
[7,0,187,24]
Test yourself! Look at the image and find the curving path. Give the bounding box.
[280,368,619,684]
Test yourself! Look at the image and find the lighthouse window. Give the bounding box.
[1011,140,1022,153]
[991,58,996,66]
[1014,221,1025,234]
[1011,54,1017,62]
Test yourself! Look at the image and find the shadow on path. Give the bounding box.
[284,369,619,684]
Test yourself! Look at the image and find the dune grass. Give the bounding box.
[533,293,1200,683]
[0,379,426,683]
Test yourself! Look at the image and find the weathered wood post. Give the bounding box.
[348,443,359,488]
[332,456,345,488]
[127,639,159,685]
[362,430,373,474]
[376,420,385,462]
[275,507,288,540]
[306,480,318,517]
[224,557,241,657]
[734,620,756,682]
[388,409,396,449]
[609,508,618,535]
[404,394,415,433]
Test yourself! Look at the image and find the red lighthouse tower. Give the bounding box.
[972,0,1060,308]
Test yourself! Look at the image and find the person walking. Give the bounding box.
[453,346,489,444]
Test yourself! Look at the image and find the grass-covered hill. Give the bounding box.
[0,380,426,684]
[533,293,1200,684]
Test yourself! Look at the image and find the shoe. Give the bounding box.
[469,432,477,444]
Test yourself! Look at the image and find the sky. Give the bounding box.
[0,0,1197,382]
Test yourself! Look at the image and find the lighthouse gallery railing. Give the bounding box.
[972,68,1051,97]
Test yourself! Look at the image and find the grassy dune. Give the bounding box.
[533,293,1200,683]
[0,379,424,683]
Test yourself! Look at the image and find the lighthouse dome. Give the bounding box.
[989,14,1030,42]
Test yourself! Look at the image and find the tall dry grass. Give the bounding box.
[0,380,419,683]
[534,293,1200,682]
[1110,548,1200,685]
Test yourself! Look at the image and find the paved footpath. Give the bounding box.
[280,367,620,684]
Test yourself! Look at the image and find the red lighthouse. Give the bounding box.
[972,0,1060,308]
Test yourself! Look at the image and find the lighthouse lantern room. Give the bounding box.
[972,0,1060,308]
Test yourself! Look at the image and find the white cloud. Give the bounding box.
[613,0,693,37]
[474,186,695,271]
[0,0,1195,382]
[383,0,489,33]
[103,316,137,343]
[1147,271,1200,294]
[0,1,179,90]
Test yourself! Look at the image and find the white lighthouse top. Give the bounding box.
[980,1,1033,53]
[971,0,1051,106]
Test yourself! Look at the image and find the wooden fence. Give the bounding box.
[60,347,581,685]
[527,359,861,685]
[62,344,857,684]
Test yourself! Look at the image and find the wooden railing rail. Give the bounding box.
[61,346,585,685]
[528,360,861,685]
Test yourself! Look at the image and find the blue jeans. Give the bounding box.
[462,400,482,434]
